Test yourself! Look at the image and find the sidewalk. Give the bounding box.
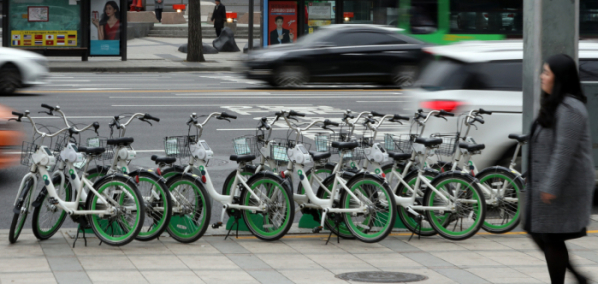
[47,37,248,73]
[4,221,598,284]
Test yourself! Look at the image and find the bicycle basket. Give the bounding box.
[314,133,331,152]
[430,133,458,157]
[20,141,39,167]
[86,137,115,160]
[164,136,194,158]
[384,134,414,153]
[269,138,312,162]
[233,135,258,156]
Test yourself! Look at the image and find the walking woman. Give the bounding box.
[525,53,594,284]
[92,1,120,40]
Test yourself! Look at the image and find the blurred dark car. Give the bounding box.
[244,25,431,87]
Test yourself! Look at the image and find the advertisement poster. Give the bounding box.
[307,3,331,20]
[90,0,121,55]
[28,6,49,22]
[268,1,297,46]
[11,30,78,47]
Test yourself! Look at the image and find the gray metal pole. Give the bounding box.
[248,0,254,50]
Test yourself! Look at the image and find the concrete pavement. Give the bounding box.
[4,225,598,284]
[47,37,247,73]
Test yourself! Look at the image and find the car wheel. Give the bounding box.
[274,65,308,87]
[0,67,21,95]
[392,66,416,88]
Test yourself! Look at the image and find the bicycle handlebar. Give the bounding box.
[41,104,55,111]
[143,113,160,122]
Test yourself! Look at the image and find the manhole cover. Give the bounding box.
[335,271,428,283]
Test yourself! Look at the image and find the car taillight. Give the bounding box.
[508,13,514,17]
[484,13,489,18]
[421,100,462,113]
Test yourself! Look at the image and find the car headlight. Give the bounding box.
[30,57,48,69]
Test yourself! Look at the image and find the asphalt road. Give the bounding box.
[0,72,409,229]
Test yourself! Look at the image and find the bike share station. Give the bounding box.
[2,0,127,61]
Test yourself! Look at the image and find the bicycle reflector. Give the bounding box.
[156,168,162,176]
[201,175,207,183]
[135,175,140,183]
[280,171,286,179]
[421,100,462,113]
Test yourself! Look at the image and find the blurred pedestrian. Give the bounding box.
[525,53,594,284]
[155,0,163,23]
[211,0,226,37]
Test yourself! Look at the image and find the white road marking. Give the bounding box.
[112,104,314,107]
[356,101,409,103]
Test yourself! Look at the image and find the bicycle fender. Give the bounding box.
[345,172,389,188]
[245,171,292,193]
[430,171,479,185]
[13,184,32,213]
[92,172,136,188]
[129,168,168,185]
[476,165,524,185]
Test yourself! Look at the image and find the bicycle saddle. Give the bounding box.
[151,155,176,164]
[414,137,443,147]
[389,152,411,161]
[230,154,256,163]
[77,146,106,155]
[309,151,331,160]
[107,137,134,146]
[331,141,358,150]
[508,133,529,143]
[458,142,485,152]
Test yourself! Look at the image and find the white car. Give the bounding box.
[0,47,49,94]
[402,40,598,171]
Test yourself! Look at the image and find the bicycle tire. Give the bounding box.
[9,177,34,244]
[129,171,173,242]
[423,172,486,241]
[166,174,211,243]
[32,176,72,240]
[476,167,522,234]
[241,174,295,241]
[392,169,440,237]
[340,174,397,243]
[85,175,145,246]
[160,165,186,181]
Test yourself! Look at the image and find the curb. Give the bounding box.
[49,66,234,73]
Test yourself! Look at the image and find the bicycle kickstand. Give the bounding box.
[224,210,242,240]
[408,215,424,242]
[325,214,342,245]
[72,224,88,248]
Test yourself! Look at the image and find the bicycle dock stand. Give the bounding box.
[224,209,242,240]
[73,224,89,248]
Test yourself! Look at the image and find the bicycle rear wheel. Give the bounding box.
[340,176,397,243]
[166,175,211,243]
[9,177,35,244]
[241,175,294,241]
[32,176,72,240]
[86,176,145,246]
[424,173,486,241]
[393,169,440,237]
[129,171,173,241]
[476,167,522,234]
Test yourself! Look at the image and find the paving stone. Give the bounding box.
[40,243,75,257]
[128,255,189,270]
[278,268,348,284]
[237,240,297,254]
[0,257,51,273]
[179,255,241,270]
[0,272,57,284]
[355,253,423,269]
[87,270,149,284]
[432,251,501,267]
[435,268,491,284]
[402,252,455,268]
[245,269,295,284]
[78,255,137,271]
[256,253,323,270]
[379,237,423,252]
[228,253,272,270]
[205,237,251,254]
[141,270,205,284]
[195,269,260,284]
[46,256,84,272]
[53,271,92,284]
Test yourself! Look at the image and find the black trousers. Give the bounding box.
[215,27,222,37]
[155,8,163,22]
[530,233,587,284]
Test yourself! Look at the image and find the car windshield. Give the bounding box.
[415,59,469,91]
[296,29,336,46]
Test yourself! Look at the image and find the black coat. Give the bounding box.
[270,28,291,45]
[211,4,226,29]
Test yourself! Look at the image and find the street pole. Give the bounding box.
[248,0,254,51]
[521,0,579,228]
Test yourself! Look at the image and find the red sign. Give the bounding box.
[45,40,54,45]
[268,1,297,46]
[35,35,43,40]
[226,12,238,19]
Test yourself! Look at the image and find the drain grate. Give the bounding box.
[336,271,428,283]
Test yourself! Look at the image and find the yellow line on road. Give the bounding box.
[19,89,402,94]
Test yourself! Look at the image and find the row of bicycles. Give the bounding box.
[8,104,525,246]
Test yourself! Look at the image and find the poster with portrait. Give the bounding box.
[268,1,297,46]
[90,0,121,55]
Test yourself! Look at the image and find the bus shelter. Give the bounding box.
[2,0,128,61]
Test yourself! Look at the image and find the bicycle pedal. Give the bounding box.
[212,222,223,229]
[312,226,323,234]
[48,197,59,205]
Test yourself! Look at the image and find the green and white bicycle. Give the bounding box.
[11,105,145,246]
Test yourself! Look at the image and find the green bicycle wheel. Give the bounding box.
[32,176,72,240]
[424,172,486,241]
[9,177,35,244]
[166,175,211,243]
[86,176,145,246]
[341,175,397,243]
[477,167,522,234]
[241,175,294,241]
[129,171,173,242]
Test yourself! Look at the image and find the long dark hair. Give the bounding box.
[537,54,587,128]
[99,1,120,26]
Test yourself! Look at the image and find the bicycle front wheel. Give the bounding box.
[9,177,35,244]
[476,168,522,234]
[424,172,486,241]
[86,176,145,246]
[241,176,294,241]
[32,176,72,240]
[393,169,440,237]
[130,171,173,242]
[166,175,211,243]
[340,176,397,243]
